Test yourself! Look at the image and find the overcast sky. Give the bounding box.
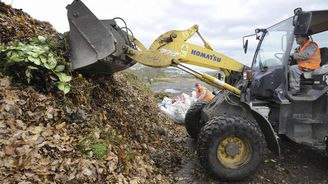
[3,0,328,66]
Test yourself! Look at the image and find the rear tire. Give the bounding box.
[184,100,208,139]
[197,116,265,181]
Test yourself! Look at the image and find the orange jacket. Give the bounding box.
[196,86,214,102]
[297,40,321,70]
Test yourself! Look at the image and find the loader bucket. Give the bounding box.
[66,0,136,74]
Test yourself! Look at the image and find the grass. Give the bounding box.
[78,126,126,160]
[91,143,108,159]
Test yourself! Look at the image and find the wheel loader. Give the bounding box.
[66,0,328,181]
[196,8,328,181]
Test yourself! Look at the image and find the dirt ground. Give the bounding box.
[173,134,328,184]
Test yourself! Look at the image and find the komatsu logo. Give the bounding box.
[191,49,221,62]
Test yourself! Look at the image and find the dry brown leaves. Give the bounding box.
[0,70,190,183]
[0,2,192,183]
[0,2,57,44]
[0,71,189,183]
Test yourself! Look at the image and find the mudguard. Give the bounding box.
[201,91,280,155]
[248,106,281,155]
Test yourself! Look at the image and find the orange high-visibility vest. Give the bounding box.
[297,40,321,70]
[196,86,214,102]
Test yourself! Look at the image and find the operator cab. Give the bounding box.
[247,8,328,102]
[244,8,328,149]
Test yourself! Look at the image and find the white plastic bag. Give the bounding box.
[159,93,198,124]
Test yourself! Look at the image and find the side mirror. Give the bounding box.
[293,8,302,26]
[243,39,249,54]
[294,7,302,16]
[293,8,312,35]
[242,32,257,54]
[292,15,299,27]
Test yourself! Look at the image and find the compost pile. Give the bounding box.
[0,2,57,44]
[0,2,190,183]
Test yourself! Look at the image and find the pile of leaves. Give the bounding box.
[0,1,57,44]
[0,73,190,183]
[0,2,191,183]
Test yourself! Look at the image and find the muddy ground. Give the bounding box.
[173,136,328,184]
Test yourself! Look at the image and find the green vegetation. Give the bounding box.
[91,143,108,159]
[100,129,124,146]
[0,36,72,94]
[78,127,125,160]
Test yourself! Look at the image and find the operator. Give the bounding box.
[289,34,321,95]
[194,82,214,102]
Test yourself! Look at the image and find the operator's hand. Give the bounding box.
[289,55,296,65]
[294,47,299,53]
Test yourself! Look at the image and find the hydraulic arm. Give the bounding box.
[129,25,243,74]
[66,0,243,95]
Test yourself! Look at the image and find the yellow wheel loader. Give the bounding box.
[66,0,247,181]
[67,1,328,181]
[64,0,311,181]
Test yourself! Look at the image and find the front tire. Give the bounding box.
[184,100,208,139]
[197,116,265,181]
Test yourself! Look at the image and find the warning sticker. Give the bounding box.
[180,44,188,57]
